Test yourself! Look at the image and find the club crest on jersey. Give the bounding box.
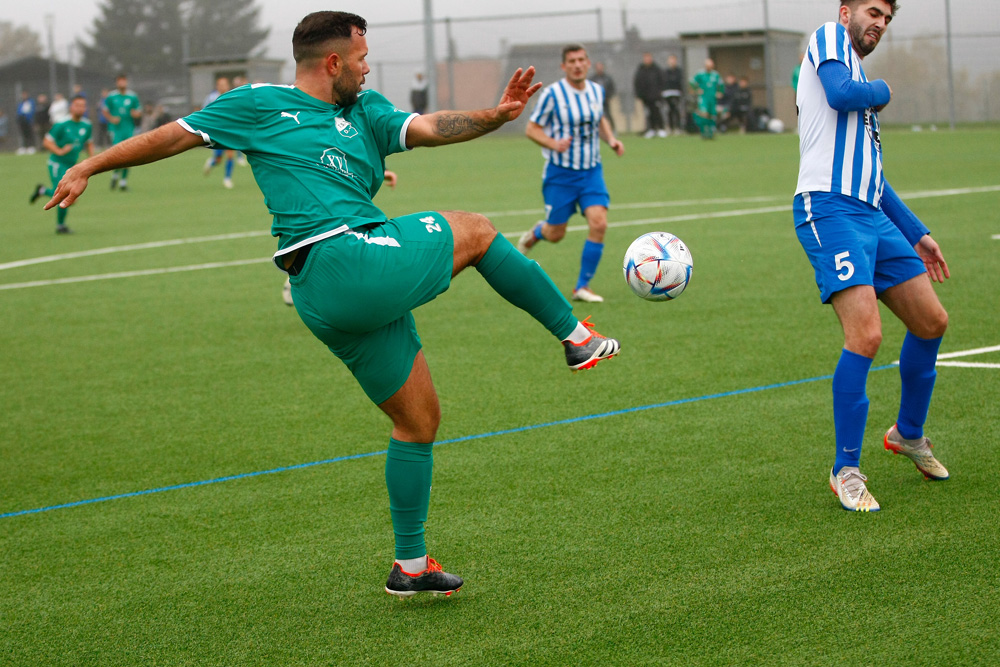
[864,109,882,151]
[335,117,358,138]
[320,147,354,178]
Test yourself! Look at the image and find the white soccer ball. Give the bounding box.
[767,117,785,133]
[623,232,693,301]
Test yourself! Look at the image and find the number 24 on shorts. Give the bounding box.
[420,216,442,233]
[835,251,855,281]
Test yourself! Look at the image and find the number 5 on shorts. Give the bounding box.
[835,251,855,281]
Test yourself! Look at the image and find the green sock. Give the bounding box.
[385,438,433,560]
[57,206,67,226]
[475,234,576,340]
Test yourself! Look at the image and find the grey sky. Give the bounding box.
[4,0,997,79]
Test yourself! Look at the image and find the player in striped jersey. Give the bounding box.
[793,0,951,512]
[518,44,625,303]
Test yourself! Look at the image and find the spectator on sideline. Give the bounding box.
[49,93,70,125]
[633,52,665,138]
[590,61,617,130]
[410,71,428,114]
[16,91,36,154]
[34,94,51,146]
[731,77,752,133]
[661,54,684,135]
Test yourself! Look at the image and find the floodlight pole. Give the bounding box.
[423,0,437,112]
[944,0,956,129]
[45,14,57,99]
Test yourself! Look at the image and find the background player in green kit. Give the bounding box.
[102,74,141,190]
[690,58,724,139]
[30,95,93,234]
[46,11,621,599]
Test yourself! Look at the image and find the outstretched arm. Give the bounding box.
[45,122,204,210]
[405,67,542,148]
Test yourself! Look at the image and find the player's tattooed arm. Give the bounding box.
[435,112,503,139]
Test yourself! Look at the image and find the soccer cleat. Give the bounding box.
[29,184,45,204]
[203,157,214,175]
[563,316,620,371]
[282,278,294,306]
[118,180,128,191]
[385,557,463,599]
[517,226,539,254]
[223,177,234,189]
[884,424,949,480]
[110,174,118,190]
[572,287,604,303]
[55,224,73,235]
[829,467,880,512]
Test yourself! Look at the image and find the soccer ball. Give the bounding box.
[767,117,785,133]
[623,232,693,301]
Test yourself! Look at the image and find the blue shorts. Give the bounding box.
[794,191,926,304]
[542,163,610,225]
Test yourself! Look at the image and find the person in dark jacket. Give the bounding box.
[661,54,684,135]
[633,52,664,137]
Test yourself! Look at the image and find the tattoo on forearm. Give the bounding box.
[435,113,501,138]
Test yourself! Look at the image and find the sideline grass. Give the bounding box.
[1,127,998,665]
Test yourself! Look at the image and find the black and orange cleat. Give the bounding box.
[385,557,463,599]
[563,316,620,371]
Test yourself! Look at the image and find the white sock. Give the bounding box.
[563,320,592,344]
[395,555,428,573]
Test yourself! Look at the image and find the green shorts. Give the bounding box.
[289,212,454,404]
[47,160,69,189]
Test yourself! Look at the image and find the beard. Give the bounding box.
[849,19,880,57]
[333,76,360,107]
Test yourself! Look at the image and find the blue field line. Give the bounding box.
[1,365,896,520]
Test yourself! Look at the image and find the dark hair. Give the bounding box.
[71,95,86,103]
[293,11,367,63]
[116,73,127,79]
[562,43,587,62]
[841,0,898,14]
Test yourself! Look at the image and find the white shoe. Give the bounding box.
[223,178,233,189]
[282,278,294,306]
[203,157,213,175]
[884,424,949,480]
[517,226,539,254]
[643,129,655,139]
[657,129,668,138]
[830,467,880,512]
[572,287,604,303]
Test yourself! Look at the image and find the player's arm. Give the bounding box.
[102,106,118,125]
[817,60,891,112]
[598,117,624,157]
[44,122,203,210]
[405,67,542,148]
[881,180,949,282]
[526,121,571,153]
[42,134,68,156]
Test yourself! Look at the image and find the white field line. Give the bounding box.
[2,185,997,291]
[0,259,270,291]
[992,234,1000,240]
[890,344,1000,369]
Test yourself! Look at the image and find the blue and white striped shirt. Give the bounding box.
[795,22,884,207]
[528,79,605,171]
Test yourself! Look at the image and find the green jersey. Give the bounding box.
[178,84,415,253]
[46,117,93,167]
[104,89,141,137]
[691,70,723,101]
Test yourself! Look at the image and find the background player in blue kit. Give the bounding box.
[793,0,951,512]
[46,11,621,598]
[518,44,624,303]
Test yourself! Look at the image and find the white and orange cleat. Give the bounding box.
[884,424,949,480]
[830,467,880,512]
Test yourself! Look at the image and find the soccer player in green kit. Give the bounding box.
[102,73,141,190]
[30,95,93,234]
[46,11,621,598]
[690,58,724,139]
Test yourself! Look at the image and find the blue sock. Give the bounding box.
[576,240,604,291]
[532,222,544,241]
[832,349,873,474]
[224,158,234,179]
[896,332,941,440]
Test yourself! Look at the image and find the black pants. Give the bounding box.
[17,118,34,149]
[642,99,664,132]
[663,95,682,131]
